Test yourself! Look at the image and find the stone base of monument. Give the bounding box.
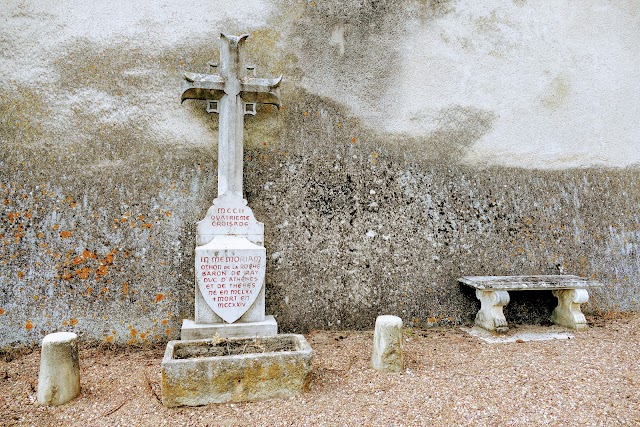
[180,316,277,340]
[161,334,312,407]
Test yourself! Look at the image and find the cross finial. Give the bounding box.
[181,33,281,198]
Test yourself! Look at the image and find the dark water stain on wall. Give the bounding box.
[255,157,640,333]
[1,1,639,347]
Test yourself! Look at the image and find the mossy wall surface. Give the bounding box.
[1,0,639,347]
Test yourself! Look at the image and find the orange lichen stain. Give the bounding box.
[96,265,108,278]
[62,321,69,326]
[101,286,108,293]
[7,212,19,223]
[303,111,309,117]
[72,256,83,265]
[104,251,116,264]
[165,329,172,336]
[75,266,90,279]
[69,318,78,326]
[52,224,60,230]
[161,319,168,325]
[427,317,436,323]
[122,282,129,294]
[69,202,77,208]
[351,137,357,144]
[86,287,93,295]
[25,320,33,330]
[105,335,114,343]
[82,249,96,259]
[142,223,153,229]
[372,152,378,159]
[130,328,138,337]
[0,308,5,315]
[139,333,147,340]
[60,230,73,239]
[62,271,73,280]
[37,233,45,239]
[165,211,172,217]
[120,217,127,223]
[138,214,145,220]
[17,271,25,279]
[24,212,32,219]
[155,293,164,303]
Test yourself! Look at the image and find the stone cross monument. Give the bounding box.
[180,33,281,339]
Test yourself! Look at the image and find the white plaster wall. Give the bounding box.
[298,1,640,168]
[2,0,639,168]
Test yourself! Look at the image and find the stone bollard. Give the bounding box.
[371,315,404,372]
[37,332,80,406]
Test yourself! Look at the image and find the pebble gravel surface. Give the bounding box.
[1,314,639,426]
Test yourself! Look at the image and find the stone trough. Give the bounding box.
[161,334,313,407]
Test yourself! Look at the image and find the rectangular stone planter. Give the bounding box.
[161,334,313,407]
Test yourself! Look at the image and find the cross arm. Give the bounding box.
[180,72,226,103]
[240,75,282,108]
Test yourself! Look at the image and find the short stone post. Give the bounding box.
[37,332,80,406]
[371,315,404,373]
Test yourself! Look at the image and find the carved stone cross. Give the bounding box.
[181,33,281,197]
[179,34,280,331]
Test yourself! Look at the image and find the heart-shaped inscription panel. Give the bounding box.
[195,236,266,323]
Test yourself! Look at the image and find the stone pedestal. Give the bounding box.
[37,332,80,406]
[181,316,277,340]
[181,193,277,339]
[371,315,404,373]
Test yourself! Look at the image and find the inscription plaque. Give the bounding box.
[195,236,266,324]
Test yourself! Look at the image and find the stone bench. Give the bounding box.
[459,275,603,334]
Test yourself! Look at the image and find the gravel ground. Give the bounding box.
[1,314,639,426]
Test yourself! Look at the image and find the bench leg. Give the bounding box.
[474,290,510,334]
[550,289,589,331]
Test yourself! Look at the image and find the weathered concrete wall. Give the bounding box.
[1,0,639,347]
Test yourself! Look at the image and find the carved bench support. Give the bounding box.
[474,290,510,334]
[550,288,589,331]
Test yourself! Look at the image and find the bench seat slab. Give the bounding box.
[459,275,602,291]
